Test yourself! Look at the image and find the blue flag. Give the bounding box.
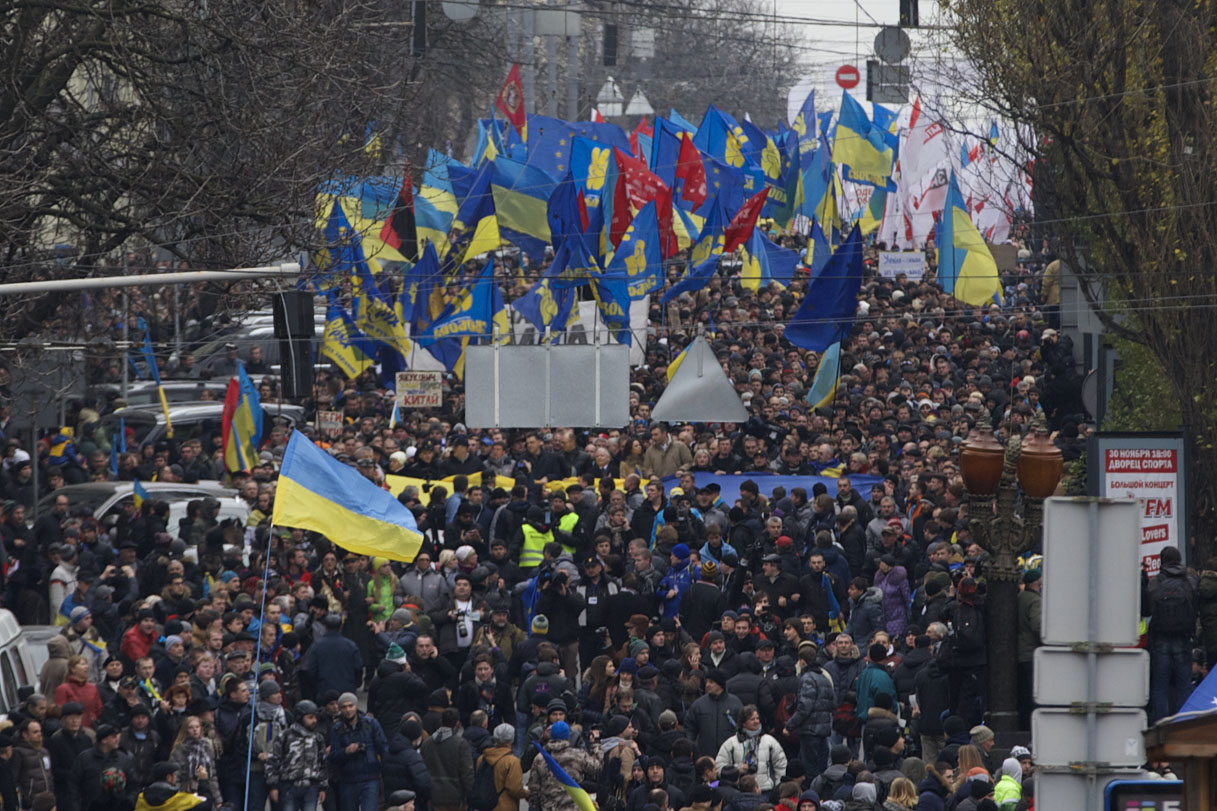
[607,200,663,300]
[785,225,863,351]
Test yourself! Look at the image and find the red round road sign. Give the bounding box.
[835,65,860,89]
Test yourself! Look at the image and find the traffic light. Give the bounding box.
[900,0,919,27]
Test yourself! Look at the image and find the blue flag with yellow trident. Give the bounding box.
[606,199,663,301]
[833,91,896,191]
[321,295,376,380]
[741,228,799,292]
[421,259,510,341]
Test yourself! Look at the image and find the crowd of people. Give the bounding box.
[0,229,1164,811]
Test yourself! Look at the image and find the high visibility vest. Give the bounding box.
[520,525,552,569]
[557,512,580,556]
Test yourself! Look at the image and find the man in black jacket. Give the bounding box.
[68,725,134,811]
[680,562,727,641]
[47,703,91,803]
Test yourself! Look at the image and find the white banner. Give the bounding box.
[879,251,926,281]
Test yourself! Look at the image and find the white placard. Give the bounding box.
[1102,447,1182,574]
[879,251,925,280]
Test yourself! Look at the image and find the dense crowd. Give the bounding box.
[0,229,1191,811]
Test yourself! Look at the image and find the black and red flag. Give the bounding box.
[380,159,418,260]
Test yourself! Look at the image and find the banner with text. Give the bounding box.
[1094,435,1187,573]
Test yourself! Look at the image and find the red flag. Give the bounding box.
[635,116,654,137]
[495,63,526,135]
[591,108,604,123]
[379,159,418,259]
[723,188,770,253]
[675,133,707,208]
[611,147,678,257]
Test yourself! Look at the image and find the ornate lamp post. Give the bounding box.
[959,409,1063,739]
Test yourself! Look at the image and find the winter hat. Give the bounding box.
[455,545,476,563]
[658,709,678,729]
[1010,745,1033,762]
[401,719,423,741]
[701,560,719,579]
[671,543,690,561]
[391,608,416,628]
[258,680,281,700]
[873,747,895,769]
[385,644,408,664]
[164,635,183,649]
[604,716,630,738]
[493,723,515,744]
[970,724,995,745]
[851,783,877,805]
[830,744,852,765]
[549,720,570,740]
[337,692,358,706]
[531,614,549,635]
[618,657,638,674]
[1022,568,1042,585]
[704,668,728,689]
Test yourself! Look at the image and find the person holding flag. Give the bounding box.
[528,721,600,811]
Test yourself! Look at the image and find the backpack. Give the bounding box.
[774,692,798,742]
[832,700,862,738]
[1152,575,1196,636]
[951,602,985,655]
[468,755,503,811]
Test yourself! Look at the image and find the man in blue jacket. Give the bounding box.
[329,692,389,811]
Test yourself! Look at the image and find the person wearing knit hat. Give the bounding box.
[492,723,515,744]
[671,543,690,561]
[684,667,742,758]
[549,720,570,740]
[531,614,549,635]
[970,724,997,769]
[701,560,719,580]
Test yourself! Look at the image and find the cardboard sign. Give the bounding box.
[879,251,925,281]
[316,410,344,437]
[395,371,443,409]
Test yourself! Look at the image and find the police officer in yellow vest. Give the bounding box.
[517,506,553,571]
[548,491,581,558]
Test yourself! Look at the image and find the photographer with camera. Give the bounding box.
[429,573,485,672]
[534,569,585,683]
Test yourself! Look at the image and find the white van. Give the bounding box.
[0,610,39,714]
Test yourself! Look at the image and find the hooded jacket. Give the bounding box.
[876,566,911,635]
[685,689,744,759]
[419,725,474,807]
[847,587,884,643]
[482,743,528,811]
[39,636,72,697]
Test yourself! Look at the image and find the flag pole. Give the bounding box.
[243,520,276,806]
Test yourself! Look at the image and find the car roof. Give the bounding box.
[114,401,305,420]
[50,481,236,498]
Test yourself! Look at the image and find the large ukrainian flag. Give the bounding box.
[273,431,424,561]
[936,172,1003,306]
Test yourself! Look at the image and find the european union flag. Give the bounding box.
[525,115,630,181]
[547,172,587,249]
[785,226,863,351]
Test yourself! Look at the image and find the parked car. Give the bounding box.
[0,611,41,716]
[102,401,305,450]
[38,481,239,523]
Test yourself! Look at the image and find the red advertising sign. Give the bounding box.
[1103,448,1180,573]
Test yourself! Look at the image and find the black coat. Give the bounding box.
[913,659,951,737]
[680,581,726,641]
[368,663,428,737]
[48,728,93,802]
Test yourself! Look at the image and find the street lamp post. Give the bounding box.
[959,409,1063,741]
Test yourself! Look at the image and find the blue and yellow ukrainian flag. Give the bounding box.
[786,226,863,352]
[537,748,597,811]
[666,343,689,381]
[490,156,555,261]
[273,431,423,561]
[220,363,262,473]
[416,149,461,255]
[832,91,895,190]
[936,172,1003,306]
[451,161,501,266]
[806,341,843,408]
[132,479,150,509]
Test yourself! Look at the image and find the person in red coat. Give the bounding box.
[121,609,158,663]
[53,655,103,727]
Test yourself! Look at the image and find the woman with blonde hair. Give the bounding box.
[883,776,919,808]
[169,715,221,807]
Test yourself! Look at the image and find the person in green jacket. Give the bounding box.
[855,643,897,718]
[367,558,398,625]
[994,757,1023,809]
